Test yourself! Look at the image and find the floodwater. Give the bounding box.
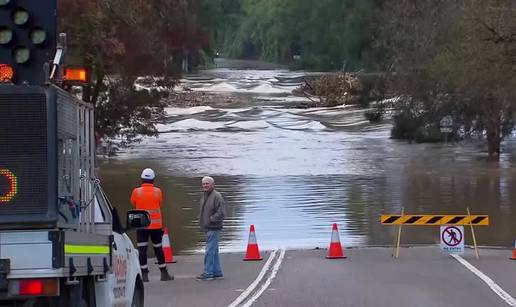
[99,60,516,254]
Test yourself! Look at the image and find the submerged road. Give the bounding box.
[144,247,516,307]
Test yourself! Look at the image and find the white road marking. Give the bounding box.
[241,248,286,307]
[227,250,278,307]
[451,254,516,306]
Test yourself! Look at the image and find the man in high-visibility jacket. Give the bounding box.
[130,168,173,282]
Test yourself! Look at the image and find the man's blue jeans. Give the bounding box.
[204,230,222,277]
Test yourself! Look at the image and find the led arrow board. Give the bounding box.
[0,86,58,227]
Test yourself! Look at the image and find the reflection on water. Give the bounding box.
[99,65,516,254]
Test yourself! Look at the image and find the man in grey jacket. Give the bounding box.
[197,176,226,280]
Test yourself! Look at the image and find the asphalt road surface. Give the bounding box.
[145,247,516,307]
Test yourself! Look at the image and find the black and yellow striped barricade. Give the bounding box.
[381,208,488,259]
[381,215,489,226]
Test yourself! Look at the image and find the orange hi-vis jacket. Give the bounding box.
[130,183,163,230]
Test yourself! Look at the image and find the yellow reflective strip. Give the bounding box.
[65,244,110,254]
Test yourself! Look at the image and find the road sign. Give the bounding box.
[380,215,489,226]
[440,116,453,128]
[440,226,464,254]
[440,127,452,133]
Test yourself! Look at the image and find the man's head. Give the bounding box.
[202,176,215,192]
[141,168,155,184]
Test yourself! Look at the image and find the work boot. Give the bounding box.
[142,270,149,282]
[160,268,174,281]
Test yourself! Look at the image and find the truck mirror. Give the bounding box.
[126,210,151,230]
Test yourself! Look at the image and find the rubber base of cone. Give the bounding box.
[326,255,347,259]
[155,259,177,264]
[243,257,263,261]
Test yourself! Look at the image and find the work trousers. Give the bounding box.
[137,229,166,271]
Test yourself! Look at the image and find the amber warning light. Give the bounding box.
[64,67,88,85]
[0,64,14,83]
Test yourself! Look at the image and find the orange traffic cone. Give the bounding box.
[243,225,263,261]
[162,227,176,263]
[326,223,346,259]
[511,241,516,260]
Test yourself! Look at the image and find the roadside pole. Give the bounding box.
[393,207,404,259]
[467,207,480,259]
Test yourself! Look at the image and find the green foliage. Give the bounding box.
[59,0,220,145]
[379,0,516,156]
[215,0,381,70]
[95,80,167,145]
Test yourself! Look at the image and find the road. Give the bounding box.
[145,247,516,307]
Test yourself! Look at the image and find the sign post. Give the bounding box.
[440,115,453,144]
[467,207,480,259]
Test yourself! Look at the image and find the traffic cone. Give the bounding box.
[511,241,516,260]
[243,225,263,261]
[162,227,176,263]
[326,223,346,259]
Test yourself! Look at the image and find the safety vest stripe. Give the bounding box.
[137,187,142,197]
[154,187,159,198]
[65,244,110,254]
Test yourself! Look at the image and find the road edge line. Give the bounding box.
[451,254,516,306]
[227,249,278,307]
[241,248,286,307]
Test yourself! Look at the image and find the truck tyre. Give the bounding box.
[131,278,144,307]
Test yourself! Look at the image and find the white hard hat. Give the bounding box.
[141,168,155,180]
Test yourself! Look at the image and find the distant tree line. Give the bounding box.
[215,0,382,70]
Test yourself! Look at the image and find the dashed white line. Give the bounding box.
[451,254,516,306]
[241,248,286,307]
[227,250,278,307]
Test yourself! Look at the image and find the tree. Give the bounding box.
[379,0,516,157]
[216,0,381,70]
[58,0,221,147]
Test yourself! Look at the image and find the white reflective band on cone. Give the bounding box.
[248,231,257,244]
[162,234,171,247]
[331,229,341,243]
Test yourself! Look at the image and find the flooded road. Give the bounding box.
[99,61,516,253]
